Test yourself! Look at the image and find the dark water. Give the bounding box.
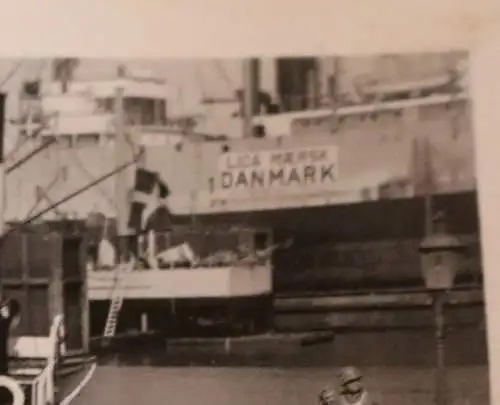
[74,365,489,405]
[94,327,488,368]
[76,328,491,405]
[78,327,490,405]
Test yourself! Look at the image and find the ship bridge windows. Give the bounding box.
[253,124,266,138]
[41,134,72,147]
[94,97,168,125]
[276,57,319,112]
[124,97,167,126]
[44,133,102,148]
[74,133,100,147]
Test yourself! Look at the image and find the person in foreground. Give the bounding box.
[338,366,378,405]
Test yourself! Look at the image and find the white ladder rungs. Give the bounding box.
[103,261,134,338]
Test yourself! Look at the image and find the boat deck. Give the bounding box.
[88,265,272,300]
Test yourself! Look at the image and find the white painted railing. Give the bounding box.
[9,314,66,405]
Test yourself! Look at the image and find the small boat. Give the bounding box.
[3,313,95,405]
[0,229,96,405]
[87,225,278,342]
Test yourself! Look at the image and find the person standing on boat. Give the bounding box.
[0,299,20,376]
[338,366,377,405]
[0,300,22,405]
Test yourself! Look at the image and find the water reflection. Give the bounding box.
[76,366,489,405]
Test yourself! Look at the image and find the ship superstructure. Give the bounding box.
[0,53,480,337]
[4,54,473,220]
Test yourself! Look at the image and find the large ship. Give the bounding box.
[0,53,480,339]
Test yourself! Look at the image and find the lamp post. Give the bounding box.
[418,212,465,405]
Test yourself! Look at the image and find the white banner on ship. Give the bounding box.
[208,146,339,198]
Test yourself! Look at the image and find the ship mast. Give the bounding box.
[328,55,340,132]
[241,58,260,138]
[114,65,130,263]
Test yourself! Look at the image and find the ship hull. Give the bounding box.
[154,190,481,293]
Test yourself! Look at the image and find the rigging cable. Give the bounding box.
[0,61,22,91]
[2,151,142,242]
[214,60,235,94]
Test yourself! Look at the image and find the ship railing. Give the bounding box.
[90,253,270,271]
[140,228,273,270]
[87,227,274,271]
[138,249,271,270]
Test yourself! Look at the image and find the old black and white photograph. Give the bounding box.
[0,52,489,405]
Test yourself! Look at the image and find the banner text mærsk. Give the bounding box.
[208,146,339,193]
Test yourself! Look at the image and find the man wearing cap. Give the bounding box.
[338,366,378,405]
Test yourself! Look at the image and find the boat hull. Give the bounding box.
[89,293,273,340]
[87,262,273,339]
[55,359,96,405]
[88,265,272,300]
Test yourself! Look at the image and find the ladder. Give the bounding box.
[103,261,134,338]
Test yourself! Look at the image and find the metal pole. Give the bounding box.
[242,58,259,138]
[425,193,433,236]
[423,136,434,236]
[114,66,129,263]
[0,93,7,236]
[306,68,316,109]
[433,291,447,405]
[329,56,339,132]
